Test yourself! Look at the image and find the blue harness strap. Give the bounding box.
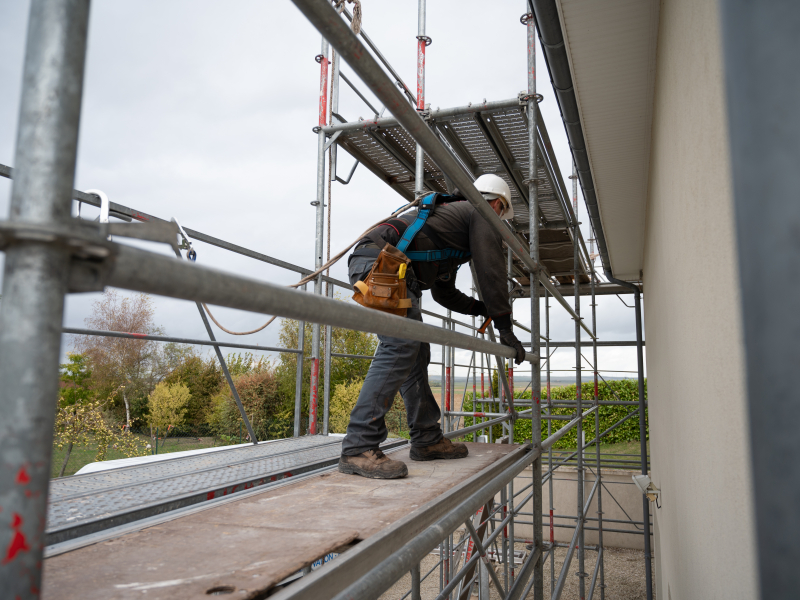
[396,193,471,262]
[404,247,470,261]
[396,193,436,255]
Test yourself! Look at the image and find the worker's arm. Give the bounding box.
[468,212,513,330]
[430,274,487,316]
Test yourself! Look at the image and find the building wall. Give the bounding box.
[643,0,758,598]
[512,467,653,551]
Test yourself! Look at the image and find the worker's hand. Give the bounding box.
[468,300,488,317]
[498,328,526,365]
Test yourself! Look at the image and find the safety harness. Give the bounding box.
[395,193,471,262]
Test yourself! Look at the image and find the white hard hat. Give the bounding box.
[474,174,514,220]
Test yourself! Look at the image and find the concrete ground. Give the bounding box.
[380,542,655,600]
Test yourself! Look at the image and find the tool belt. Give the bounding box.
[353,244,413,317]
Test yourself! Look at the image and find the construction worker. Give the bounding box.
[338,174,527,479]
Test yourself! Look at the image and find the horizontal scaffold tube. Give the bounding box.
[443,414,511,440]
[444,408,533,440]
[89,244,538,364]
[290,0,595,339]
[62,327,302,354]
[321,98,522,133]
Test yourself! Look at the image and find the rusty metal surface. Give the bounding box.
[42,443,519,600]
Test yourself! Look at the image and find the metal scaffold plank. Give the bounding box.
[327,99,590,286]
[47,436,407,545]
[42,443,521,600]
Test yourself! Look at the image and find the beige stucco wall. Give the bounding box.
[511,467,653,551]
[643,0,758,598]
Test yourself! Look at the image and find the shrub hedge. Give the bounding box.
[329,378,408,439]
[459,378,647,447]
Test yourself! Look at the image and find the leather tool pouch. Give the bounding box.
[353,244,413,317]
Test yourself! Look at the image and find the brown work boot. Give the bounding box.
[410,437,469,461]
[339,449,408,479]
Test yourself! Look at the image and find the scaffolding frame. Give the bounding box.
[0,1,652,599]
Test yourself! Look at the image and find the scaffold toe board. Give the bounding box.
[46,436,405,546]
[42,442,519,600]
[329,98,590,284]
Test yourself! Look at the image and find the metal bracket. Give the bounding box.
[324,130,342,151]
[518,92,544,105]
[520,13,534,25]
[416,35,432,46]
[335,159,360,185]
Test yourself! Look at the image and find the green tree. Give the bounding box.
[275,297,378,434]
[217,368,288,441]
[226,352,270,377]
[58,353,94,407]
[53,387,147,477]
[163,354,224,425]
[147,382,191,447]
[73,290,193,428]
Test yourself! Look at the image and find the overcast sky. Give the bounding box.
[0,0,644,381]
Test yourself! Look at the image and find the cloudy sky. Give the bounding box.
[0,0,644,381]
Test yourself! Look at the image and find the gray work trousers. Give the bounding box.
[341,254,444,456]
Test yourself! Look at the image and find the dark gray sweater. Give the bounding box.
[356,200,513,329]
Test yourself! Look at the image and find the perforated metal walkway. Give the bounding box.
[46,436,406,545]
[330,97,590,284]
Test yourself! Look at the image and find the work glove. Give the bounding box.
[498,328,526,365]
[467,300,488,317]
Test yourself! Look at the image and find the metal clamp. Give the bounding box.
[312,126,322,134]
[0,219,113,259]
[522,178,543,185]
[0,218,180,262]
[314,54,326,64]
[416,35,432,46]
[519,92,544,105]
[520,13,534,25]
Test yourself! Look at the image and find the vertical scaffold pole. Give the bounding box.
[415,0,427,199]
[720,3,800,595]
[0,2,90,596]
[294,285,307,437]
[526,5,544,598]
[411,563,421,600]
[445,311,452,434]
[310,35,329,435]
[574,161,586,599]
[441,318,446,433]
[633,288,653,600]
[322,19,340,438]
[546,289,554,595]
[506,246,516,582]
[323,284,333,435]
[591,263,605,599]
